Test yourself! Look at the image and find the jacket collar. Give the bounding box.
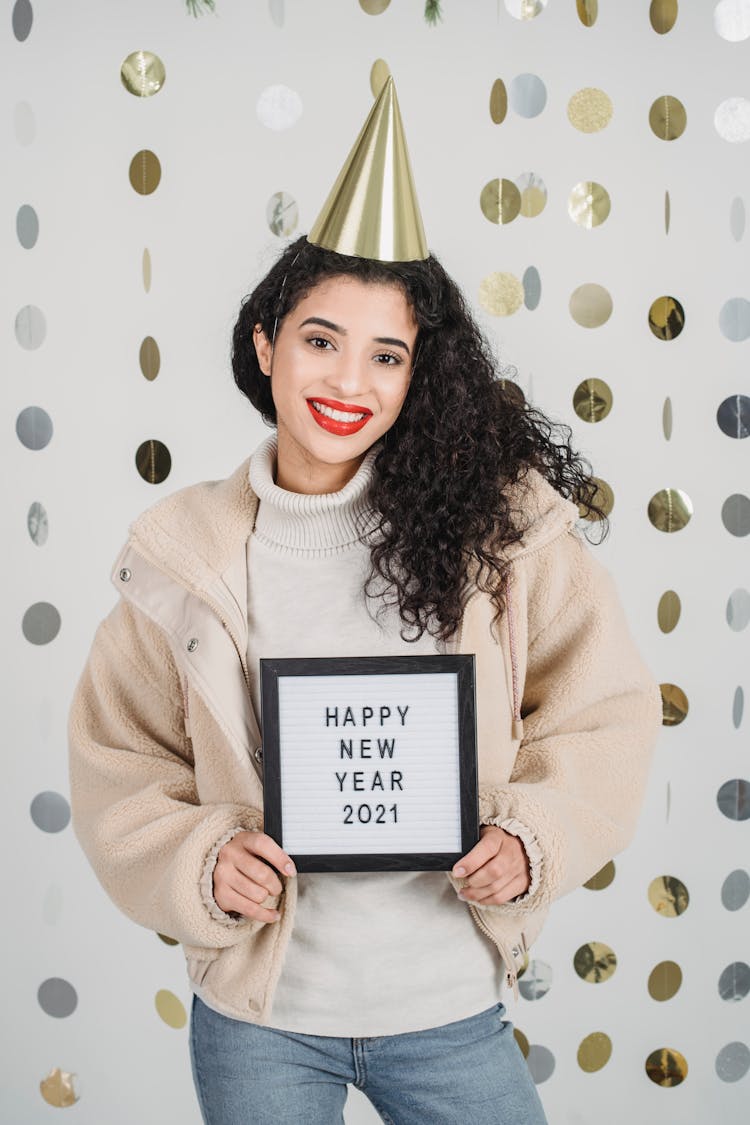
[124,458,580,603]
[127,457,257,592]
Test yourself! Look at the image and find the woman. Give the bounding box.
[69,81,661,1125]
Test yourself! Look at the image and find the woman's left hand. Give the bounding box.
[452,826,531,905]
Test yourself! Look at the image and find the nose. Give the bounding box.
[323,352,369,399]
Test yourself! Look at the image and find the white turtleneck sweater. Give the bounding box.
[246,433,503,1036]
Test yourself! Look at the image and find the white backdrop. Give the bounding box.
[4,0,749,1121]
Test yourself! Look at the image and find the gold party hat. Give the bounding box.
[307,76,428,262]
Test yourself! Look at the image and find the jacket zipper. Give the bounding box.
[185,587,253,697]
[468,903,521,1001]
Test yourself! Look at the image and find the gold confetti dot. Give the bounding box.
[359,0,390,13]
[649,295,685,340]
[129,150,161,196]
[663,396,673,440]
[648,875,690,917]
[578,1031,612,1072]
[516,173,547,217]
[370,59,391,98]
[576,0,598,27]
[139,337,160,381]
[135,439,171,484]
[584,860,615,890]
[648,960,683,1001]
[573,378,612,423]
[40,1067,79,1108]
[574,942,617,984]
[142,248,152,293]
[650,0,678,34]
[649,95,687,141]
[660,683,689,726]
[657,591,681,633]
[479,273,524,317]
[489,79,508,124]
[157,933,179,946]
[648,488,692,532]
[514,1028,530,1058]
[480,179,521,224]
[120,51,166,97]
[155,989,187,1029]
[505,0,547,19]
[567,87,613,133]
[645,1047,688,1086]
[569,284,613,328]
[578,476,614,520]
[569,181,610,228]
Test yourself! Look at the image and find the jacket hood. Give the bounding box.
[124,458,580,593]
[502,468,581,561]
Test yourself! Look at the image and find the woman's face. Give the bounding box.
[253,275,418,493]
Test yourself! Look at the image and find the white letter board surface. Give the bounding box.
[260,655,478,872]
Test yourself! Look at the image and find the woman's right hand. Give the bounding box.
[213,831,296,923]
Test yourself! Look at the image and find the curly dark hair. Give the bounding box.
[232,235,609,641]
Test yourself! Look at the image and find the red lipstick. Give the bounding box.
[306,397,373,437]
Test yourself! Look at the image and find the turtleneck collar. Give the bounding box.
[248,432,380,553]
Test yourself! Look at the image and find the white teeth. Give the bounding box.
[311,401,368,422]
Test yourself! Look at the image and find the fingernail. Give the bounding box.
[457,891,468,900]
[454,866,466,877]
[271,911,281,920]
[284,863,296,876]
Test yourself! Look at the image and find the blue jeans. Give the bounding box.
[189,994,548,1124]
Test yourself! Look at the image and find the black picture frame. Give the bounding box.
[260,654,479,872]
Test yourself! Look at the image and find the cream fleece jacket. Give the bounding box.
[67,457,663,1022]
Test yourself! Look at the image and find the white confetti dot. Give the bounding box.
[715,97,750,142]
[257,85,303,130]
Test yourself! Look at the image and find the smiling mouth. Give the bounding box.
[306,398,373,436]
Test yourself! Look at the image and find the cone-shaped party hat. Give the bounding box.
[307,76,428,262]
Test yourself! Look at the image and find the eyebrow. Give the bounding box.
[298,316,411,357]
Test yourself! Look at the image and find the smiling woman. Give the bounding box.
[69,76,662,1125]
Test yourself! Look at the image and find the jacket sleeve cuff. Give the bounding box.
[481,814,544,903]
[199,826,250,926]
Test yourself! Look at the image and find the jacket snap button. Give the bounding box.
[512,946,521,957]
[119,568,131,582]
[247,999,261,1015]
[187,638,199,652]
[254,746,263,762]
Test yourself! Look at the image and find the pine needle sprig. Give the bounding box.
[424,0,443,25]
[186,0,216,16]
